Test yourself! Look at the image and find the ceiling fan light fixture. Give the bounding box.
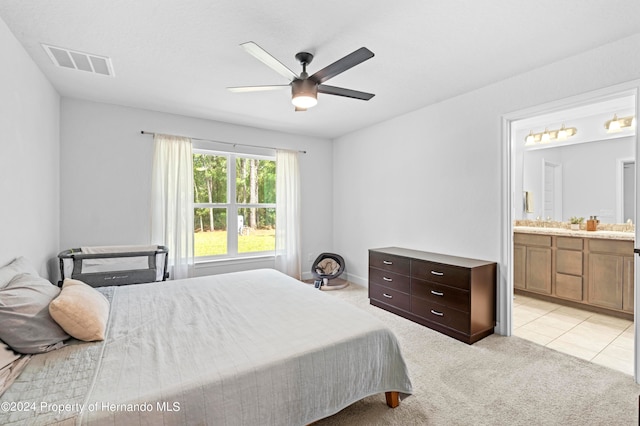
[291,79,318,109]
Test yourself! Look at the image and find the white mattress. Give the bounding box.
[0,268,412,425]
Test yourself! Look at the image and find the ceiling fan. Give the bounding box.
[228,42,375,111]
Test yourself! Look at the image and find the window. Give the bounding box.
[193,150,276,259]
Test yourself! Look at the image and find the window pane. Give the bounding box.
[238,208,276,253]
[194,154,227,203]
[235,157,276,204]
[194,208,227,256]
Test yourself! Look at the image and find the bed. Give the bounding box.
[0,268,412,425]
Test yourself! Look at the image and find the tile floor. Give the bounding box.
[513,294,634,376]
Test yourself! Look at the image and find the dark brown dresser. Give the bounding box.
[369,247,497,344]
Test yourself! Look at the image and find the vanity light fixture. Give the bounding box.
[524,124,577,146]
[605,114,635,133]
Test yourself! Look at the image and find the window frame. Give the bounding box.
[193,148,276,262]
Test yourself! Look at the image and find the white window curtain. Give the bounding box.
[151,133,194,279]
[275,149,301,279]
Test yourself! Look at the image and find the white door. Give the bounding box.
[542,160,562,221]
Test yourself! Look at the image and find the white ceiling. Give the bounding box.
[2,1,640,139]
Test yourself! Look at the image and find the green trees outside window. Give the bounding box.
[193,152,276,257]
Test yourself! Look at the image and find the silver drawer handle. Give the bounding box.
[383,260,393,265]
[430,270,444,276]
[383,276,393,282]
[430,290,444,296]
[383,293,393,299]
[430,309,444,316]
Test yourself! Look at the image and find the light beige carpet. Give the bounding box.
[313,283,640,425]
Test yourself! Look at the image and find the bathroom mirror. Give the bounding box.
[519,136,635,223]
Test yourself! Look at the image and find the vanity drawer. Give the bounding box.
[369,267,410,294]
[588,239,633,256]
[557,237,583,250]
[514,233,552,247]
[369,251,410,275]
[412,279,469,312]
[412,300,470,333]
[411,259,470,291]
[556,273,583,301]
[369,283,411,312]
[556,250,583,276]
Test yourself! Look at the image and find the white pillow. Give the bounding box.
[49,279,110,342]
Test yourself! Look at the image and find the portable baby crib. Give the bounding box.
[58,245,169,287]
[311,252,348,290]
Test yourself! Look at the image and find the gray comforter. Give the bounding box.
[0,268,412,425]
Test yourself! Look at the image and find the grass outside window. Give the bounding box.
[194,229,275,257]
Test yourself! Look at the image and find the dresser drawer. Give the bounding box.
[369,267,410,294]
[412,278,469,312]
[411,259,470,290]
[369,283,411,312]
[369,251,410,275]
[411,300,470,334]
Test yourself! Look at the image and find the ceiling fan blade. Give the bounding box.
[318,84,375,100]
[227,85,290,93]
[309,47,374,84]
[240,42,298,82]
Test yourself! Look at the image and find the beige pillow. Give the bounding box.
[49,279,110,342]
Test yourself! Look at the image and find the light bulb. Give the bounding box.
[557,124,568,141]
[292,95,317,109]
[525,130,535,145]
[541,129,551,143]
[607,114,622,133]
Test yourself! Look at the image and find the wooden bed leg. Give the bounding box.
[385,391,400,408]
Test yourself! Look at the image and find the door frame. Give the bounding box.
[500,81,640,382]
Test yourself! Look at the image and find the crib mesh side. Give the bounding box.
[58,246,169,287]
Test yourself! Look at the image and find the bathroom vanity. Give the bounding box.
[514,227,634,319]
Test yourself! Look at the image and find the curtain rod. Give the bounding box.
[140,131,307,154]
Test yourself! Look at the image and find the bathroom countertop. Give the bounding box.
[514,226,635,241]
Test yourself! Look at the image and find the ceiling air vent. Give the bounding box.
[41,44,115,77]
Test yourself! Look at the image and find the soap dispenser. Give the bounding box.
[586,215,599,231]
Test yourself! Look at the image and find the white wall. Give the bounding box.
[60,98,333,278]
[0,17,60,280]
[333,33,640,286]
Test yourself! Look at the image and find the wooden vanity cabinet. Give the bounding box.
[513,233,552,295]
[587,239,634,313]
[514,231,634,319]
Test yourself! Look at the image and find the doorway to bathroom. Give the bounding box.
[501,83,640,381]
